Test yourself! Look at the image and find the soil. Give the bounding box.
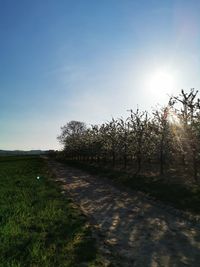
[47,159,200,267]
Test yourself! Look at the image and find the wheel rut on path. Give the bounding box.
[47,160,200,267]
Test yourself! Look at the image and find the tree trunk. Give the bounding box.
[124,154,127,169]
[136,149,142,174]
[160,137,164,175]
[112,151,116,167]
[124,140,127,169]
[193,151,198,183]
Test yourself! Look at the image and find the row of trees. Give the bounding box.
[58,89,200,183]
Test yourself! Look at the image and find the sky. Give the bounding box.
[1,0,200,150]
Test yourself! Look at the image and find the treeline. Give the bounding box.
[58,89,200,183]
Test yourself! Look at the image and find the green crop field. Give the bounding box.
[0,156,101,267]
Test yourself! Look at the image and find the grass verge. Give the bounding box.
[0,156,102,267]
[58,159,200,215]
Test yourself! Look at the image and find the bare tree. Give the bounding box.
[58,120,87,144]
[169,89,200,182]
[128,109,149,174]
[57,89,200,184]
[152,107,170,175]
[117,118,130,169]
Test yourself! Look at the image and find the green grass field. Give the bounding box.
[0,156,101,267]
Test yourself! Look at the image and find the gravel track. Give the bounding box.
[47,160,200,267]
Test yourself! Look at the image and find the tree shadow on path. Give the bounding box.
[50,161,200,267]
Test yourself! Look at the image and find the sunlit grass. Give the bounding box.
[0,156,101,267]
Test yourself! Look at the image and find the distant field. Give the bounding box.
[0,156,101,267]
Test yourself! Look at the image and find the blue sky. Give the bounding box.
[1,0,200,150]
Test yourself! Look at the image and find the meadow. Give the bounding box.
[0,156,101,267]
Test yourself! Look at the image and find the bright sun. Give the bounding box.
[148,69,175,96]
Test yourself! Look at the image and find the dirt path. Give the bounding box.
[47,160,200,267]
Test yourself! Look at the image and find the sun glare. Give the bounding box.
[167,109,180,125]
[148,69,176,96]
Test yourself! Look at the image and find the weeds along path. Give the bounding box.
[47,159,200,267]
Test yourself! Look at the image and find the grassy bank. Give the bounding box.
[0,156,101,267]
[58,159,200,215]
